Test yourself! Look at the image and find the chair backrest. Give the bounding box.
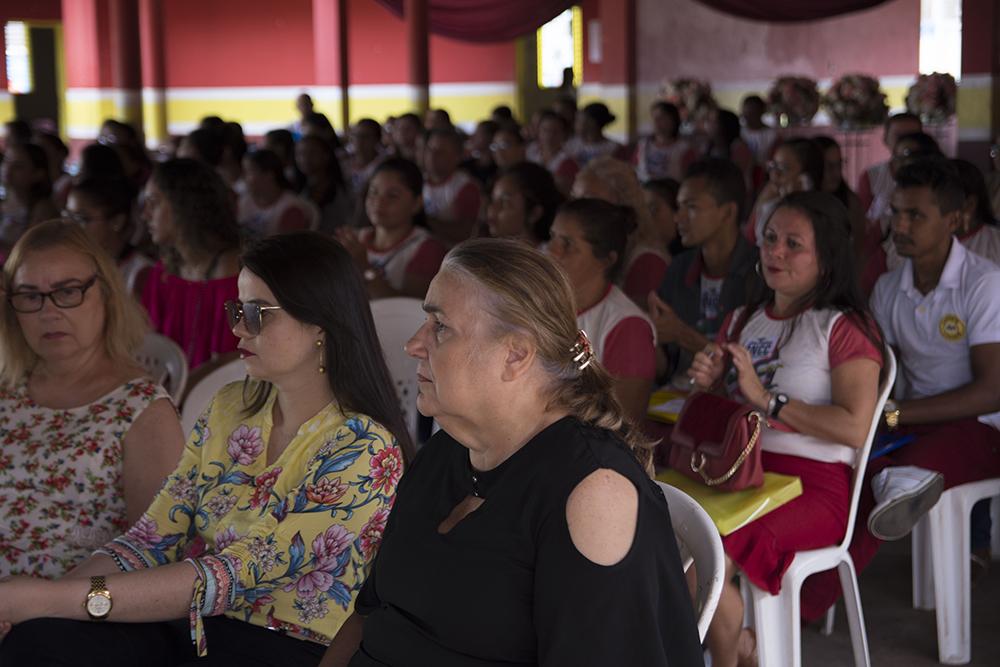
[839,346,897,550]
[370,297,425,446]
[135,332,189,403]
[180,358,246,436]
[656,480,725,643]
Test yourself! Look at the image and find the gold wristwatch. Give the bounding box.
[84,576,113,620]
[884,400,901,431]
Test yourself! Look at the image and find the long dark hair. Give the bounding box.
[812,135,854,209]
[951,158,997,226]
[246,148,291,191]
[240,232,415,463]
[367,157,427,229]
[151,158,240,268]
[557,198,636,282]
[779,138,824,193]
[9,143,53,205]
[731,191,886,379]
[497,161,563,242]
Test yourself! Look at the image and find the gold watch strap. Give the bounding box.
[90,576,107,594]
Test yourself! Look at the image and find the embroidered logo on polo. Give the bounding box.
[938,314,966,342]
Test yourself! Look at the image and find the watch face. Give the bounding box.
[87,594,112,617]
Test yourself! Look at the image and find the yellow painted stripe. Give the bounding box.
[957,85,991,131]
[66,97,118,133]
[68,88,518,138]
[429,92,514,128]
[168,94,508,134]
[0,94,15,125]
[142,97,167,145]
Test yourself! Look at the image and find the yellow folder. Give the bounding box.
[656,469,804,536]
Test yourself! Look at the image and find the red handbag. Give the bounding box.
[668,392,766,492]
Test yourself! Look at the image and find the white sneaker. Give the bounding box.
[867,466,944,541]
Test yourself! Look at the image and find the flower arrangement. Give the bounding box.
[767,76,820,126]
[823,74,888,128]
[660,78,716,123]
[906,72,957,124]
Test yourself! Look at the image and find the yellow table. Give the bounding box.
[656,469,804,536]
[647,388,688,424]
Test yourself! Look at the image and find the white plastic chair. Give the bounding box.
[370,297,425,446]
[910,477,1000,664]
[655,480,724,642]
[741,348,896,667]
[180,358,246,436]
[135,332,189,403]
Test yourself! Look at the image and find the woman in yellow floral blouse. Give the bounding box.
[0,232,413,667]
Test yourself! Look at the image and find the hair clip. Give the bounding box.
[570,329,594,371]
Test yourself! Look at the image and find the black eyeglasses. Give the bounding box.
[7,276,100,313]
[224,300,282,335]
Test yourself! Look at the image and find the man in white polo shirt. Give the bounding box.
[802,157,1000,620]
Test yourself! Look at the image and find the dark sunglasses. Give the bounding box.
[224,300,282,335]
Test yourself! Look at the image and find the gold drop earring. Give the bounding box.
[316,339,326,374]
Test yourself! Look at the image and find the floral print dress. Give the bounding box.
[0,379,170,578]
[98,382,401,656]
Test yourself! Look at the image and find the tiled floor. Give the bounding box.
[801,538,1000,666]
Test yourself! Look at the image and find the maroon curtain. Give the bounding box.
[693,0,891,22]
[375,0,575,42]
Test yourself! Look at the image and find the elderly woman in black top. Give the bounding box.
[320,238,701,667]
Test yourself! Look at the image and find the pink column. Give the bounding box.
[138,0,167,147]
[312,0,350,131]
[405,0,429,115]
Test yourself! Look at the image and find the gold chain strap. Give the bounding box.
[689,411,764,486]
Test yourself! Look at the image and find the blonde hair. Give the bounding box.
[576,156,659,250]
[442,238,655,473]
[0,219,149,387]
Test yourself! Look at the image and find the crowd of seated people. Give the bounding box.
[0,86,999,666]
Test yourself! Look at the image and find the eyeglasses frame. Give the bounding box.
[224,300,283,335]
[6,275,101,313]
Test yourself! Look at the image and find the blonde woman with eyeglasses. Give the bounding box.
[0,219,184,581]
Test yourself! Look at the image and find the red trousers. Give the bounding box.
[799,418,1000,621]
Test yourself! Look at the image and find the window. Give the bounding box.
[5,21,33,94]
[537,7,582,89]
[919,0,961,79]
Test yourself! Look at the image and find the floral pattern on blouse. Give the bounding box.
[0,379,170,578]
[98,382,401,656]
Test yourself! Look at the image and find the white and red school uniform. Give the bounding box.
[857,160,894,223]
[577,284,656,380]
[634,136,697,182]
[741,126,779,167]
[422,170,481,230]
[348,153,384,196]
[565,136,623,167]
[801,237,1000,620]
[361,226,446,293]
[237,190,319,237]
[716,305,883,595]
[526,144,580,186]
[622,245,670,304]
